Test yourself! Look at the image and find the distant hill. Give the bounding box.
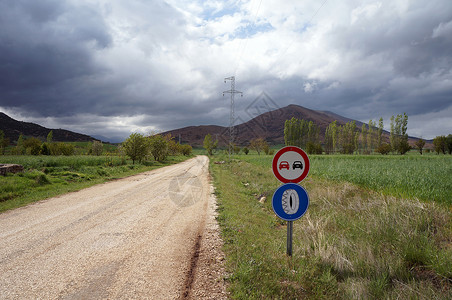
[0,112,99,144]
[163,104,423,147]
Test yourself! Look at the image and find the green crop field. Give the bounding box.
[210,154,452,299]
[240,154,452,205]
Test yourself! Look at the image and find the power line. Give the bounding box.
[276,0,328,63]
[232,0,328,76]
[233,0,263,76]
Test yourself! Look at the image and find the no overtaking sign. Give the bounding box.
[272,146,310,183]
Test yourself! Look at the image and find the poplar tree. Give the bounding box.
[325,121,338,154]
[361,124,368,154]
[339,121,357,154]
[367,119,376,153]
[377,117,384,147]
[390,113,410,154]
[47,130,53,143]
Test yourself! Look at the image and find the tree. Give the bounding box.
[284,117,300,147]
[414,139,426,155]
[433,136,447,154]
[168,139,182,156]
[390,115,397,153]
[47,130,53,143]
[376,143,391,155]
[203,134,217,156]
[367,119,376,153]
[123,133,148,164]
[339,121,357,154]
[24,137,42,155]
[243,147,249,155]
[324,121,338,154]
[361,124,368,154]
[284,117,310,149]
[149,134,169,162]
[446,134,452,155]
[250,138,268,155]
[15,134,25,155]
[377,117,384,147]
[390,113,409,154]
[0,129,4,155]
[306,142,323,154]
[92,141,103,156]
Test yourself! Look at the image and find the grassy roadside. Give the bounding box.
[210,156,452,299]
[0,155,191,213]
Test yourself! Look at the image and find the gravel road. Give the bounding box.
[0,156,227,299]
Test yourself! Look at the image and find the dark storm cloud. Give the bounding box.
[0,0,111,114]
[0,0,451,141]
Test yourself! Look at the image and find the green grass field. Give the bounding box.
[239,154,452,205]
[0,155,190,212]
[210,153,452,299]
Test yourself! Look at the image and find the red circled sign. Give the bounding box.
[272,146,310,183]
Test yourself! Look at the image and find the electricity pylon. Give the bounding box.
[223,76,243,159]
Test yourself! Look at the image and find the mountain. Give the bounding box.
[0,112,99,144]
[163,104,421,146]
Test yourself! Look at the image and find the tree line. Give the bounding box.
[432,135,452,155]
[283,113,452,155]
[0,129,193,161]
[203,133,274,156]
[122,133,192,164]
[0,130,78,156]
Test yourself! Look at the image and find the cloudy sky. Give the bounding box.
[1,0,451,142]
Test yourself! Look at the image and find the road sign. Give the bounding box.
[272,146,310,183]
[272,183,309,221]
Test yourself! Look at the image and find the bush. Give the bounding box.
[233,145,241,154]
[181,144,192,156]
[376,143,391,155]
[49,142,75,156]
[23,137,42,155]
[243,147,249,155]
[92,141,103,156]
[40,143,51,155]
[306,142,323,154]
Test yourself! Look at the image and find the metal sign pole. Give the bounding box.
[287,221,293,256]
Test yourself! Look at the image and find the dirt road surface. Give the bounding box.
[0,156,227,299]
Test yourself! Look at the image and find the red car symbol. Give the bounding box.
[279,161,290,170]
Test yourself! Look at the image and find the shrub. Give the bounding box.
[376,143,392,155]
[181,144,192,156]
[92,141,103,156]
[233,145,241,154]
[40,143,51,155]
[307,142,323,154]
[49,143,75,156]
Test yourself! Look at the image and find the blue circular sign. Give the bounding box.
[272,183,309,221]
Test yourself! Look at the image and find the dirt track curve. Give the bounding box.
[0,156,227,299]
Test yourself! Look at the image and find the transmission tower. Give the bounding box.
[223,76,243,159]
